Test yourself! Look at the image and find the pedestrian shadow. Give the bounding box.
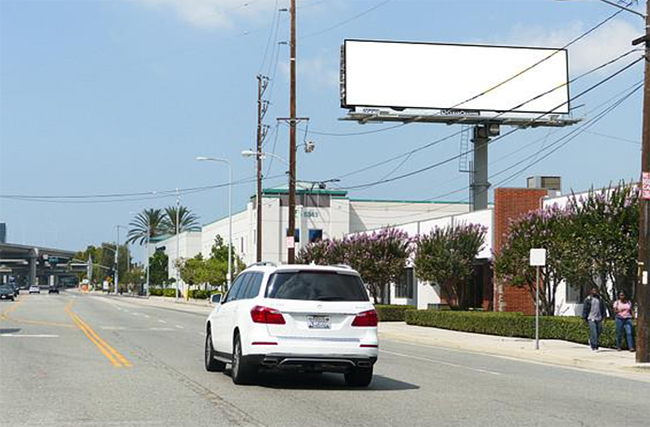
[232,370,419,391]
[0,328,21,334]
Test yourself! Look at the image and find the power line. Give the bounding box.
[0,174,287,203]
[336,78,645,215]
[300,0,395,40]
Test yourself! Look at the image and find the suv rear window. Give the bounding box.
[265,271,369,302]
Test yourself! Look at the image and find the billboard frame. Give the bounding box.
[340,38,572,116]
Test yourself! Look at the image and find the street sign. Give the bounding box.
[642,172,650,200]
[529,248,547,351]
[286,236,295,249]
[529,248,547,266]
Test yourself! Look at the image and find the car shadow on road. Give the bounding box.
[0,328,21,334]
[239,371,419,391]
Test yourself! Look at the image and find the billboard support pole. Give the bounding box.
[471,125,497,211]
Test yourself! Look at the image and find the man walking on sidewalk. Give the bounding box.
[582,286,608,351]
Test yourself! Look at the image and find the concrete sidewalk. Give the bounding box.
[379,322,650,381]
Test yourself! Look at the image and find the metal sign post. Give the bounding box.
[530,248,547,350]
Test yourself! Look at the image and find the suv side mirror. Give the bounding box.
[210,294,222,305]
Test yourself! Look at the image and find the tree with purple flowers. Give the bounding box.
[564,185,639,314]
[494,204,574,316]
[297,228,411,304]
[413,223,487,310]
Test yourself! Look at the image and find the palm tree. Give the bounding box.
[161,206,201,235]
[126,208,165,245]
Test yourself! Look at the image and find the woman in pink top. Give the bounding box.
[614,291,635,352]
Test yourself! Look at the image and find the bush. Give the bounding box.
[375,305,414,322]
[189,289,220,300]
[405,310,646,349]
[149,288,163,296]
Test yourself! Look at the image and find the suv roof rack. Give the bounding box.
[247,261,278,268]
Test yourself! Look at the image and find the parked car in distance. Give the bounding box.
[0,285,15,301]
[48,287,59,294]
[205,263,378,387]
[28,285,40,294]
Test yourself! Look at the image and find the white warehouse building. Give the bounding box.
[150,182,470,286]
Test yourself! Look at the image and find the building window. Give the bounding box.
[396,268,415,299]
[308,229,323,243]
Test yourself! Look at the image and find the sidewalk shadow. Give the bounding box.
[236,370,419,391]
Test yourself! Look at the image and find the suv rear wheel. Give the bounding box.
[231,334,255,385]
[344,367,373,387]
[204,329,225,372]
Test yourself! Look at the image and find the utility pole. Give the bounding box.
[114,226,119,295]
[256,75,269,262]
[635,0,650,364]
[287,0,298,264]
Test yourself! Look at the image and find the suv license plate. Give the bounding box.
[307,316,331,329]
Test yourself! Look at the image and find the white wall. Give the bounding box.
[152,231,202,287]
[349,200,470,233]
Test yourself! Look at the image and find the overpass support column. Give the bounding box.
[28,248,38,287]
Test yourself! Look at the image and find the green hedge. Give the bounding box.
[405,310,645,349]
[148,288,177,297]
[376,305,415,322]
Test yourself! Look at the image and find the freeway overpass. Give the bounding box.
[0,242,84,288]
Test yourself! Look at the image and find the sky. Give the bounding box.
[0,0,645,255]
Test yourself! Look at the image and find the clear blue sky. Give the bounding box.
[0,0,645,254]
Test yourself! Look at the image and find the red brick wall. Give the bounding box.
[493,188,547,315]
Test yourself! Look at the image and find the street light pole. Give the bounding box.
[196,157,233,290]
[175,188,180,300]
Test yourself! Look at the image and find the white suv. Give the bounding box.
[204,263,378,387]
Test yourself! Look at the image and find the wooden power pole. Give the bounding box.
[288,0,297,264]
[256,75,268,263]
[636,0,650,364]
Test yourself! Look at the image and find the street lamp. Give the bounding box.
[196,156,233,290]
[241,150,289,166]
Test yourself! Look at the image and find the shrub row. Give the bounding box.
[148,288,221,300]
[148,288,177,297]
[375,305,415,322]
[405,310,645,349]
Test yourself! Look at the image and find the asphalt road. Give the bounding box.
[1,291,649,427]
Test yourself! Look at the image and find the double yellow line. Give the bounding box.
[65,302,132,368]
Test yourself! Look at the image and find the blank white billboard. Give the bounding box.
[341,40,570,115]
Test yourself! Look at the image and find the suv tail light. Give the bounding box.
[250,305,286,325]
[352,309,378,327]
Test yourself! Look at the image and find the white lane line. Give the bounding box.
[380,349,501,376]
[175,325,184,329]
[0,334,59,338]
[150,327,174,331]
[158,320,167,324]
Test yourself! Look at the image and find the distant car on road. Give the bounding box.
[48,287,59,294]
[0,285,15,301]
[204,263,378,387]
[28,285,40,294]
